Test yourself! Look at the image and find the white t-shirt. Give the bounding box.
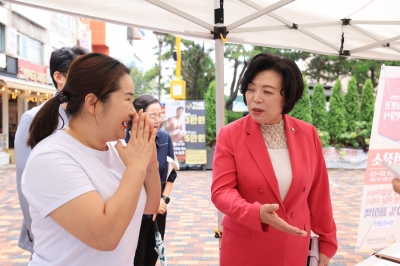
[22,130,146,266]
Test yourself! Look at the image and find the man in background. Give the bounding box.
[14,45,88,253]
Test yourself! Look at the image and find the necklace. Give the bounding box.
[68,125,108,151]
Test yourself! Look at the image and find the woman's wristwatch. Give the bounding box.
[161,195,170,204]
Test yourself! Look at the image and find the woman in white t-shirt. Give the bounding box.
[21,53,161,265]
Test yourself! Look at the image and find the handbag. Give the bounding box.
[307,236,319,266]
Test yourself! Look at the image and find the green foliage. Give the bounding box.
[327,79,347,144]
[317,130,330,148]
[350,59,400,91]
[158,34,215,100]
[360,79,375,129]
[303,55,352,83]
[343,77,360,132]
[205,80,228,147]
[290,75,312,123]
[226,110,243,124]
[130,67,158,97]
[205,81,217,147]
[224,44,310,110]
[311,83,328,131]
[339,121,370,151]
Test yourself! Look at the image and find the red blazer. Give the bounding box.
[211,115,337,266]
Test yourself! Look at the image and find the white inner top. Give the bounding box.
[268,149,292,201]
[260,120,293,201]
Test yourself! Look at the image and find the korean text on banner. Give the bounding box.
[162,100,206,165]
[356,66,400,252]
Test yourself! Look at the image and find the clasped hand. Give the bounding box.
[115,110,157,168]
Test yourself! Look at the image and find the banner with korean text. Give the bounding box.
[161,100,206,165]
[356,66,400,251]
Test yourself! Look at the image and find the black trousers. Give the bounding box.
[134,213,167,266]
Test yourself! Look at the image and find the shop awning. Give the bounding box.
[0,75,56,95]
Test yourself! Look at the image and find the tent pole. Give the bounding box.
[215,37,225,248]
[230,25,290,33]
[240,0,341,52]
[226,0,293,31]
[351,24,400,54]
[146,0,214,31]
[351,34,400,53]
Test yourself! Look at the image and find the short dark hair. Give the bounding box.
[132,94,160,113]
[177,107,184,112]
[239,53,303,114]
[49,45,88,88]
[28,53,130,148]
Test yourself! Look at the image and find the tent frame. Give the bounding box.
[7,0,400,247]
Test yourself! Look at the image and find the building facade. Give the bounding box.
[0,1,80,152]
[0,2,144,162]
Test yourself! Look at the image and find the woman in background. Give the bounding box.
[125,94,178,266]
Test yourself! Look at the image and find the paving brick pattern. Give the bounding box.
[0,165,384,265]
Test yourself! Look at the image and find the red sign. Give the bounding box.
[18,59,48,84]
[378,78,400,141]
[365,149,400,185]
[161,103,166,115]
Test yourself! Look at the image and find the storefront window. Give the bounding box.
[21,35,28,59]
[16,33,43,65]
[28,38,42,65]
[55,13,74,31]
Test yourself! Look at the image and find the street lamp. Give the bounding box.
[153,31,167,101]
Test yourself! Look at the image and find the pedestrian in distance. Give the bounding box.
[125,94,178,266]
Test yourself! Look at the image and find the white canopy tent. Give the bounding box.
[7,0,400,59]
[7,0,400,234]
[8,0,400,130]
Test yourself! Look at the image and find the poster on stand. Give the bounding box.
[356,66,400,252]
[161,100,206,165]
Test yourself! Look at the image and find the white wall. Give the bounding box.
[106,23,138,67]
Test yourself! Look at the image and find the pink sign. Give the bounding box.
[378,78,400,141]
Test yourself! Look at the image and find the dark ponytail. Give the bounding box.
[27,53,130,148]
[27,98,65,148]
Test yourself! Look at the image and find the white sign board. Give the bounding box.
[356,66,400,252]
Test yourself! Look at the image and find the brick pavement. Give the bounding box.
[0,165,383,265]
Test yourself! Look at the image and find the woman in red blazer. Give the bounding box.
[211,53,337,266]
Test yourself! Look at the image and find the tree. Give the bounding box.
[311,83,328,131]
[181,39,215,100]
[157,34,215,100]
[350,59,400,92]
[290,75,312,123]
[205,80,217,147]
[327,79,347,144]
[343,77,360,132]
[224,44,248,110]
[130,67,158,97]
[205,80,228,147]
[360,79,375,128]
[303,55,352,83]
[224,45,310,111]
